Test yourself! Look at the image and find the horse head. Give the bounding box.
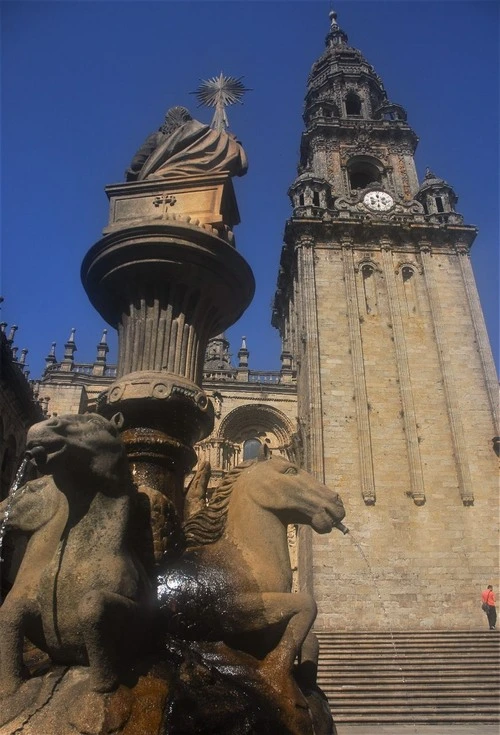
[25,413,130,493]
[0,478,63,533]
[239,456,346,533]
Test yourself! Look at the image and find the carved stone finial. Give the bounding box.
[63,328,77,365]
[238,336,249,368]
[7,324,18,343]
[45,342,57,366]
[96,328,109,364]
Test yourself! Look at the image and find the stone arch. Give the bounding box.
[217,404,296,461]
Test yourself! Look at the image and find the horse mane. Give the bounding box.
[182,460,256,547]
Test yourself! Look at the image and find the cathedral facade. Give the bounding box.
[11,11,498,631]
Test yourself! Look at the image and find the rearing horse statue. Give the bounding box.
[157,455,346,729]
[0,414,151,697]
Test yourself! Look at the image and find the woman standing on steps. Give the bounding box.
[482,585,497,630]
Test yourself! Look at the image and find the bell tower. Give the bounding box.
[273,11,498,630]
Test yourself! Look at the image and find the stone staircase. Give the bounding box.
[316,630,500,724]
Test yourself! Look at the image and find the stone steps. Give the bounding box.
[315,630,500,724]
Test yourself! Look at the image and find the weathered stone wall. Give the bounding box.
[301,239,498,631]
[36,382,87,416]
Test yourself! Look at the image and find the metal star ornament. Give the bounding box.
[192,73,251,132]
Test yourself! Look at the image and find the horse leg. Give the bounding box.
[227,591,317,668]
[229,591,316,692]
[259,592,317,675]
[232,592,317,735]
[0,597,34,695]
[297,630,320,688]
[78,590,141,693]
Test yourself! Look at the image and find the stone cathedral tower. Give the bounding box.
[273,11,499,630]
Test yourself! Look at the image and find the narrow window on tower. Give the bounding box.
[435,197,444,213]
[361,264,378,315]
[345,92,362,116]
[313,191,320,207]
[402,266,418,315]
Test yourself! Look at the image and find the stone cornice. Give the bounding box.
[283,217,477,251]
[302,120,418,152]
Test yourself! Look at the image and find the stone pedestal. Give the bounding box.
[81,176,255,560]
[103,173,241,238]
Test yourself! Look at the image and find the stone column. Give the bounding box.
[342,241,376,505]
[82,177,254,564]
[296,237,324,482]
[419,243,474,505]
[295,237,324,596]
[456,244,499,433]
[380,242,425,505]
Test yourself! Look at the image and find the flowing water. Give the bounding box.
[343,530,419,733]
[345,530,408,684]
[0,455,33,564]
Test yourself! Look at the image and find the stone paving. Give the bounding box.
[336,726,499,735]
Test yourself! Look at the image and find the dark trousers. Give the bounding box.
[486,605,497,629]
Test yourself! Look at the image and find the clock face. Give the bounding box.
[363,191,394,211]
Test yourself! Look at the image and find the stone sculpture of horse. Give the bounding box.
[0,413,150,697]
[157,455,346,727]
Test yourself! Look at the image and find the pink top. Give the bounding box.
[482,589,496,605]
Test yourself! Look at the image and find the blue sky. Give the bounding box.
[1,0,498,379]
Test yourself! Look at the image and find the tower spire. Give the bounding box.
[62,327,77,370]
[45,341,57,368]
[326,6,348,47]
[95,328,109,364]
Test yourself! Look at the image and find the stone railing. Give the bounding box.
[248,371,282,384]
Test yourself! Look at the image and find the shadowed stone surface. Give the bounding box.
[0,98,345,734]
[125,107,247,183]
[0,427,344,734]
